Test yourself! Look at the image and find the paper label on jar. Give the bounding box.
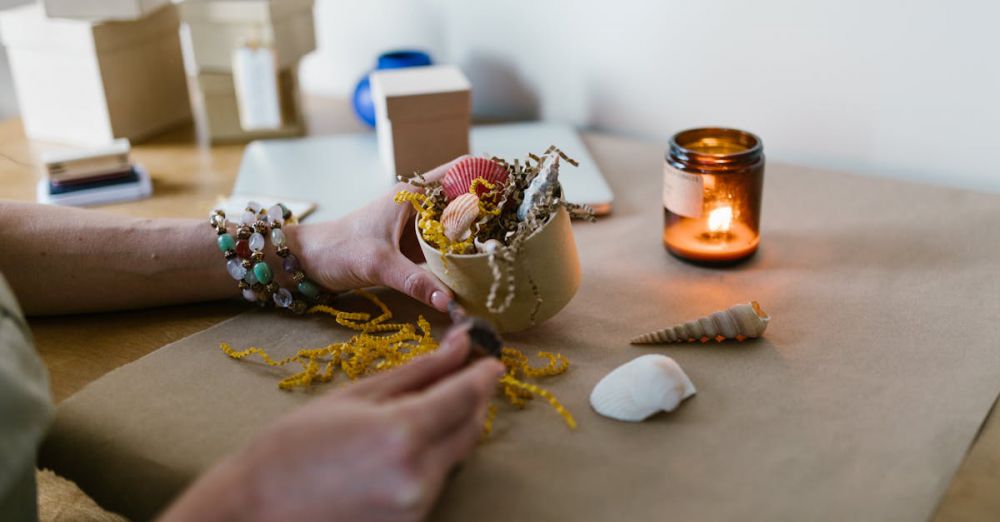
[663,162,703,218]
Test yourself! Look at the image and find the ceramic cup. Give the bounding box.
[417,206,581,333]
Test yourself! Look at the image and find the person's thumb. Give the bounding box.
[381,254,453,312]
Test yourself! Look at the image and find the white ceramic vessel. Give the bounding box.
[417,206,581,333]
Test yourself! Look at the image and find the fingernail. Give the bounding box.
[430,290,451,312]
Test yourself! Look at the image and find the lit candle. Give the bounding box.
[662,128,764,265]
[707,205,732,235]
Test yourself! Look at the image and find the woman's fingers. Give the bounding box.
[421,155,467,184]
[399,356,504,444]
[399,224,426,264]
[423,398,490,478]
[378,253,452,312]
[389,157,464,204]
[343,326,472,400]
[411,401,488,508]
[389,155,469,277]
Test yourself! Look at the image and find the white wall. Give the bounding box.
[299,0,451,97]
[0,1,995,191]
[303,0,1000,193]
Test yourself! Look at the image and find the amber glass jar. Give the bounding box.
[662,128,764,265]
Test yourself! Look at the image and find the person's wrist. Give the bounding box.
[276,222,316,288]
[214,203,329,310]
[263,223,297,291]
[276,221,344,305]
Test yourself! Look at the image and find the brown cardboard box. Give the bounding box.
[372,65,471,179]
[179,0,315,73]
[188,68,304,144]
[0,4,190,146]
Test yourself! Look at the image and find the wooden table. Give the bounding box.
[1,103,996,521]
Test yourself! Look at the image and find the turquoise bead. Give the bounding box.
[298,280,320,299]
[253,262,272,284]
[217,233,235,253]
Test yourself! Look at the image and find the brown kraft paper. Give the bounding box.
[40,135,1000,521]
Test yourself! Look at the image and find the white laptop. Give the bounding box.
[231,121,614,222]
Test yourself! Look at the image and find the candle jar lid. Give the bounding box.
[667,128,763,173]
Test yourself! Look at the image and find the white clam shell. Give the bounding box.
[590,354,696,422]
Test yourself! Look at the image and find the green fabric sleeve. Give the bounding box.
[0,273,53,521]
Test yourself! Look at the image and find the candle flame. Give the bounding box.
[708,206,733,233]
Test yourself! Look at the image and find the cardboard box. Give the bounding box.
[42,0,172,21]
[188,69,303,144]
[179,0,315,73]
[371,65,471,179]
[0,4,190,146]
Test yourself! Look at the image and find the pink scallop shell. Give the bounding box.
[442,157,509,201]
[441,193,481,242]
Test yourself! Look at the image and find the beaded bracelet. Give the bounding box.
[211,202,327,313]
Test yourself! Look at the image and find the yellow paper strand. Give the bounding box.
[220,290,575,432]
[468,177,504,217]
[393,191,474,255]
[482,404,499,438]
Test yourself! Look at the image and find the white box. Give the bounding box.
[43,0,172,21]
[372,65,471,179]
[0,4,191,146]
[179,0,315,73]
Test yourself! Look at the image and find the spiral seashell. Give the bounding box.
[630,302,770,345]
[590,354,695,422]
[441,193,481,242]
[442,157,509,202]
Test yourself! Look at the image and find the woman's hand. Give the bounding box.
[161,327,504,522]
[287,157,465,312]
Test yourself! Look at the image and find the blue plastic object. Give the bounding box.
[352,50,433,127]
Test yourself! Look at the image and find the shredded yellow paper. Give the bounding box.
[220,290,576,435]
[393,177,504,257]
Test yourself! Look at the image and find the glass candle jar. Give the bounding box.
[662,128,764,265]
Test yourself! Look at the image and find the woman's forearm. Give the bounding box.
[0,201,235,315]
[0,158,461,316]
